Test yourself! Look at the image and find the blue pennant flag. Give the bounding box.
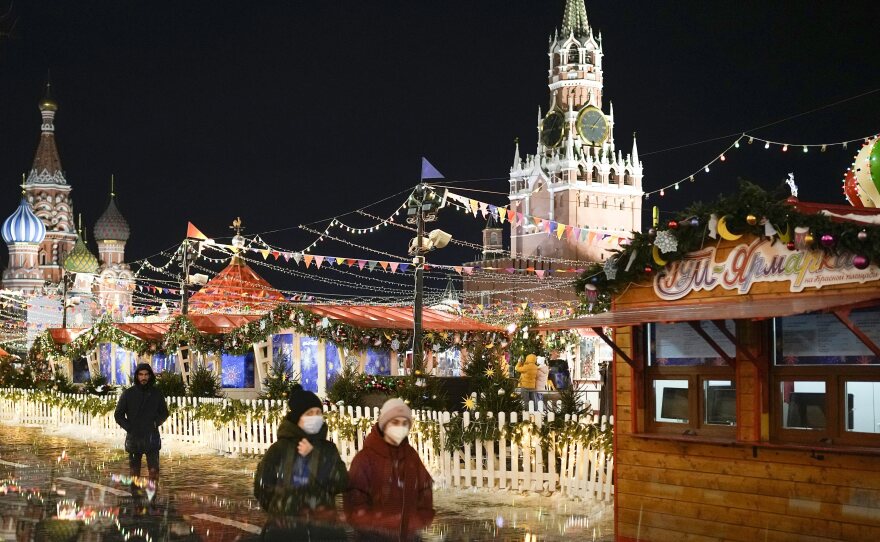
[420,157,444,180]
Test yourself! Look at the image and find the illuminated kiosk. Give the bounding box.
[542,197,880,540]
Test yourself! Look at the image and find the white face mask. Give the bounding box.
[300,415,324,435]
[385,425,410,445]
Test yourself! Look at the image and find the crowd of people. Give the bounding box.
[115,371,434,542]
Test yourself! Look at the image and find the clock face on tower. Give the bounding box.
[540,110,564,148]
[576,105,608,146]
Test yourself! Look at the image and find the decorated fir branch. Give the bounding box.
[576,180,880,313]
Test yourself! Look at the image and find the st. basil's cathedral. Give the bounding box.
[1,85,134,344]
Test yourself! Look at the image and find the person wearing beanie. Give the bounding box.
[344,397,435,541]
[114,363,168,485]
[254,384,348,541]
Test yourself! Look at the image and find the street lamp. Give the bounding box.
[406,184,450,374]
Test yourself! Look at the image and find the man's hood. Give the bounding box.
[134,362,156,388]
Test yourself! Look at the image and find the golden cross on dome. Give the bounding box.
[231,217,244,235]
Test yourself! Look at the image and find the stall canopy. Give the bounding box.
[538,291,880,330]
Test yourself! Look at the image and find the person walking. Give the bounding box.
[113,363,169,483]
[344,398,434,541]
[254,384,348,541]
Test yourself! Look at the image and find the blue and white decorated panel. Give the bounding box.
[221,353,247,388]
[114,347,137,386]
[151,353,176,373]
[99,343,112,381]
[300,337,319,392]
[436,349,461,377]
[272,334,295,374]
[365,348,391,375]
[325,343,342,389]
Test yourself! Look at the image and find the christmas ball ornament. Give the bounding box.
[689,217,700,228]
[858,229,868,242]
[746,214,758,226]
[648,228,657,238]
[820,234,835,248]
[786,241,796,251]
[853,255,870,270]
[804,233,815,246]
[643,265,653,274]
[667,220,679,230]
[851,136,880,207]
[843,169,864,208]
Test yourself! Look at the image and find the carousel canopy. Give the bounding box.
[187,256,286,314]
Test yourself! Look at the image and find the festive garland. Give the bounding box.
[577,181,880,312]
[29,303,502,362]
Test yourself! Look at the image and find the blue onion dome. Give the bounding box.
[94,196,130,241]
[2,197,47,245]
[63,234,99,274]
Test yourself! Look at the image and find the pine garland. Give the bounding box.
[577,181,880,312]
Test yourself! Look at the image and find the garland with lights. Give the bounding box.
[577,180,880,312]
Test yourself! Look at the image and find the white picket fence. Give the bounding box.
[0,389,613,502]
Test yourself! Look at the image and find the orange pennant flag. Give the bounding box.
[186,222,208,240]
[303,254,314,267]
[379,261,389,270]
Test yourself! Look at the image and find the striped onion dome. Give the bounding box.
[63,234,99,274]
[94,196,130,241]
[2,197,46,245]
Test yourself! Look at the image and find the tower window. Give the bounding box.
[592,166,600,183]
[602,200,607,209]
[624,172,634,186]
[585,51,593,64]
[609,169,618,184]
[569,45,580,65]
[620,201,626,211]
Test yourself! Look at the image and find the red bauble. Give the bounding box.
[786,241,796,251]
[667,220,679,230]
[644,265,653,274]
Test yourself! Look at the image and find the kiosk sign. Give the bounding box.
[654,238,880,301]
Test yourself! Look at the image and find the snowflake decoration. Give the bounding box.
[654,230,679,254]
[603,257,619,280]
[462,396,476,410]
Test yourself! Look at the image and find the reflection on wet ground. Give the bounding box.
[0,425,612,541]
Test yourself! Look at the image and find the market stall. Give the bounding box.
[544,189,880,540]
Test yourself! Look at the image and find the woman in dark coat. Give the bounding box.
[344,398,435,541]
[254,385,348,541]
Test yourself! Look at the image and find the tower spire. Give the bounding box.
[562,0,589,38]
[27,81,66,185]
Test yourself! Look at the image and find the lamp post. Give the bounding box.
[406,184,450,374]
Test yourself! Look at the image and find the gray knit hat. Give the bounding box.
[378,397,412,430]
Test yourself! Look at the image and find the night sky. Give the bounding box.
[1,1,879,297]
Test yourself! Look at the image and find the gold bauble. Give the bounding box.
[746,214,758,226]
[805,233,815,245]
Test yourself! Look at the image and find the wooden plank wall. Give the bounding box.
[611,236,880,540]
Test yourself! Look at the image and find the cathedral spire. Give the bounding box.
[562,0,589,38]
[512,138,521,171]
[631,132,640,166]
[27,81,66,185]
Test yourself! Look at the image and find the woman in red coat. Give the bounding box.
[344,398,435,541]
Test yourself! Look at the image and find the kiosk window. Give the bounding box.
[773,312,880,447]
[646,322,736,436]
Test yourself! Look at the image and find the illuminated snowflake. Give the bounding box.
[222,365,242,385]
[654,230,679,254]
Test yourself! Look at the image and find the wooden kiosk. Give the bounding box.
[545,201,880,540]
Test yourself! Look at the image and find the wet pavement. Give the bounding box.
[0,424,612,541]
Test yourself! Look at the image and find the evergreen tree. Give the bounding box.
[508,307,547,374]
[258,358,300,400]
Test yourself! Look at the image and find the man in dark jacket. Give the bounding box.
[254,385,348,541]
[114,363,169,482]
[344,398,434,541]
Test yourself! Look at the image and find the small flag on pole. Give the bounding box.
[186,222,208,240]
[420,157,444,180]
